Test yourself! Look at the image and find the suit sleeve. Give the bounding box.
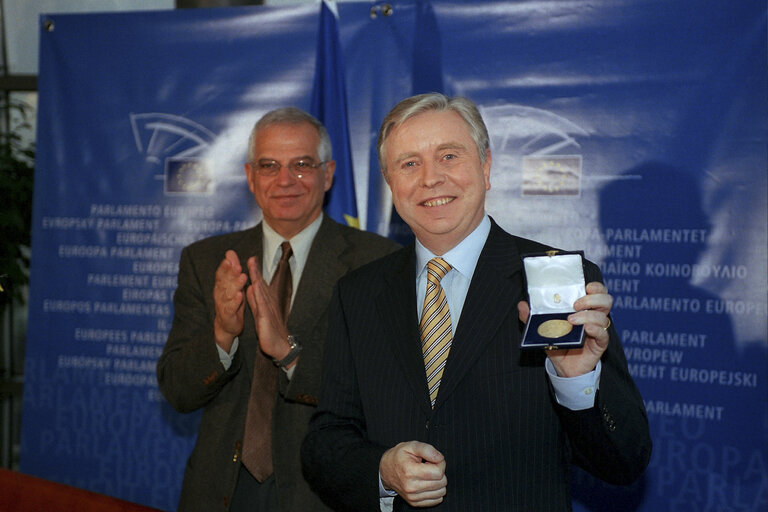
[554,261,652,485]
[156,245,241,413]
[279,231,401,407]
[301,282,387,512]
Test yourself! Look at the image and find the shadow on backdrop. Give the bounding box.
[571,161,742,511]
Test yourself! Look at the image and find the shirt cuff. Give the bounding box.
[380,497,394,511]
[379,473,397,498]
[216,337,239,371]
[219,338,295,378]
[545,359,601,410]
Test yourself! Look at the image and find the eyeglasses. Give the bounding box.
[250,158,327,178]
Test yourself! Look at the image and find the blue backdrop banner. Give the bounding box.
[23,5,320,510]
[22,2,767,511]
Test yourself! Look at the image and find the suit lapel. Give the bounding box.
[233,216,352,378]
[376,248,433,415]
[288,215,350,338]
[232,217,346,381]
[434,222,525,409]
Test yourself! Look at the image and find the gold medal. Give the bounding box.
[537,319,573,338]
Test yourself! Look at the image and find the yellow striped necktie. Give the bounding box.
[420,258,453,407]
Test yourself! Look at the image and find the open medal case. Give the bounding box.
[520,250,586,350]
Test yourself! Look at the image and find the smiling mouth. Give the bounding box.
[422,197,454,207]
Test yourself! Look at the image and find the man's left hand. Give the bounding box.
[517,281,613,378]
[245,256,295,367]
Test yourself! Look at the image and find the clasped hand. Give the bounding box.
[212,249,291,361]
[380,441,447,507]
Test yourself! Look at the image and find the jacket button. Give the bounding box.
[233,441,242,462]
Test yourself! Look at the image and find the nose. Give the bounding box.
[420,160,445,188]
[275,164,298,185]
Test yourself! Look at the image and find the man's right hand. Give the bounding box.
[380,441,447,507]
[213,250,248,352]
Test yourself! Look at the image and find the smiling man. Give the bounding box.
[384,107,490,256]
[301,94,651,511]
[157,108,399,512]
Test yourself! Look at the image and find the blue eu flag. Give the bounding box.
[310,1,359,228]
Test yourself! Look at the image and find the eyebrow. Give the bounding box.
[436,142,467,152]
[393,142,468,165]
[257,155,317,162]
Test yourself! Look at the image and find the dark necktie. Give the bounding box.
[269,241,293,323]
[241,242,292,481]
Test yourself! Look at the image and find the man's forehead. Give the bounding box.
[394,109,469,137]
[257,122,316,137]
[253,123,319,153]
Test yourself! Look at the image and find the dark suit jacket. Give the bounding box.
[157,215,399,512]
[302,219,651,512]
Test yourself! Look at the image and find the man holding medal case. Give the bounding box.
[302,93,651,511]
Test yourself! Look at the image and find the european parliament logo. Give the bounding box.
[481,104,587,198]
[130,113,217,196]
[165,158,212,195]
[522,155,582,196]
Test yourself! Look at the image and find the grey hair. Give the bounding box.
[377,93,490,174]
[247,107,332,163]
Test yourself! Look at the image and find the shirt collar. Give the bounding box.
[415,214,491,280]
[262,214,323,277]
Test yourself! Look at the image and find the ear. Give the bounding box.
[483,149,492,190]
[245,163,257,194]
[323,160,336,192]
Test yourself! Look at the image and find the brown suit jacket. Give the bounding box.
[157,215,399,511]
